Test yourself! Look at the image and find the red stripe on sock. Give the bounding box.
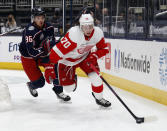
[92,84,103,93]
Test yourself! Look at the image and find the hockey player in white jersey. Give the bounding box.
[48,13,111,107]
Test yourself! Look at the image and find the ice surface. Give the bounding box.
[0,69,167,131]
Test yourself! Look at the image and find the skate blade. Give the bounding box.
[98,105,112,110]
[59,99,72,104]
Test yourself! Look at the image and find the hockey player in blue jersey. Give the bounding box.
[19,7,70,101]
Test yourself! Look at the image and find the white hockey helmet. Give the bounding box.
[79,14,94,26]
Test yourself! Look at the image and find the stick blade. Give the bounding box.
[136,116,158,124]
[136,117,144,124]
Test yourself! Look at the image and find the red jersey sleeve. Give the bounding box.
[56,32,77,55]
[94,37,109,58]
[96,37,107,49]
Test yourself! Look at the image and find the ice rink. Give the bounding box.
[0,69,167,131]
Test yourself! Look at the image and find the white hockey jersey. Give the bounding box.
[50,26,105,66]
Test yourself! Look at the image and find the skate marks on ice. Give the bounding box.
[0,70,167,131]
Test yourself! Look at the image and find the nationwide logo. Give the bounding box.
[159,48,167,86]
[114,49,151,74]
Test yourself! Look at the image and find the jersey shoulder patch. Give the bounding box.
[28,26,35,31]
[25,24,39,37]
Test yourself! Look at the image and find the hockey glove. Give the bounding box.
[84,53,98,67]
[41,39,51,53]
[41,38,56,54]
[44,65,56,84]
[85,48,109,66]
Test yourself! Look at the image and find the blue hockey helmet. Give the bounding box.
[31,7,46,18]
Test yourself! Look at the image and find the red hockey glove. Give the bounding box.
[84,48,109,67]
[96,48,109,58]
[84,53,98,66]
[49,48,62,64]
[44,65,56,84]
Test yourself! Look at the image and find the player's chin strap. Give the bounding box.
[89,63,145,124]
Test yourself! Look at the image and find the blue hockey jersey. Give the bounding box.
[19,22,56,58]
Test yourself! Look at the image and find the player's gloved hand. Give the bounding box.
[84,53,98,67]
[84,48,109,68]
[42,39,50,52]
[41,39,53,53]
[44,65,56,84]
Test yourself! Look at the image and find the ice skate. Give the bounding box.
[52,88,71,102]
[27,82,38,97]
[92,92,111,107]
[56,92,71,103]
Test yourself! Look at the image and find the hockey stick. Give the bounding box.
[89,63,144,124]
[155,10,167,17]
[0,27,22,37]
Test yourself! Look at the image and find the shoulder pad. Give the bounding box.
[68,26,81,43]
[94,26,104,37]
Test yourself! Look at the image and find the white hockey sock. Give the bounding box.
[93,92,103,100]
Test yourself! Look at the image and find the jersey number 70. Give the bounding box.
[61,37,71,48]
[57,34,77,55]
